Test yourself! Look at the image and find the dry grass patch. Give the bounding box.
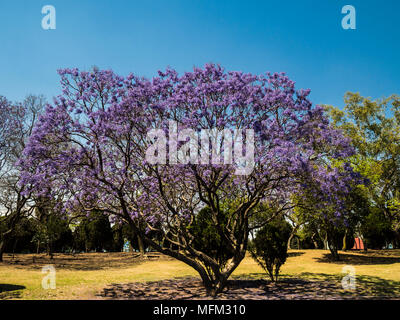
[1,249,399,299]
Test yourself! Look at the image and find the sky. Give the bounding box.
[0,0,398,109]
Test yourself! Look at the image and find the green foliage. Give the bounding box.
[188,207,234,267]
[249,218,292,282]
[48,215,73,252]
[325,93,400,247]
[4,217,36,253]
[293,169,370,259]
[33,215,73,254]
[297,223,324,249]
[111,224,124,252]
[121,222,162,252]
[73,211,113,252]
[361,207,395,249]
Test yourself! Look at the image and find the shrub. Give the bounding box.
[249,218,292,282]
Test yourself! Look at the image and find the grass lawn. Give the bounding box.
[0,249,399,300]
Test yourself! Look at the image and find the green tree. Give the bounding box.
[73,211,113,252]
[326,93,400,247]
[249,217,292,282]
[361,207,394,249]
[32,213,73,256]
[111,224,124,252]
[1,217,36,254]
[0,95,45,261]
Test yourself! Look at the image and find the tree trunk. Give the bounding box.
[328,235,340,261]
[360,234,367,252]
[323,233,328,250]
[269,266,276,282]
[311,233,318,249]
[198,257,244,297]
[199,272,228,296]
[47,241,54,259]
[0,240,5,262]
[287,233,294,250]
[342,230,348,251]
[137,234,145,257]
[146,230,245,297]
[12,239,18,259]
[287,225,300,250]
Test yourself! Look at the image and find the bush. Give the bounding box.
[249,218,292,282]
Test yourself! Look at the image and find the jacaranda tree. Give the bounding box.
[0,95,45,261]
[20,64,357,295]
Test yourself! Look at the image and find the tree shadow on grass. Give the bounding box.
[98,272,400,300]
[299,272,400,299]
[0,284,26,300]
[287,251,305,258]
[231,272,400,299]
[314,253,400,265]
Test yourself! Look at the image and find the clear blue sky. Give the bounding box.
[0,0,399,108]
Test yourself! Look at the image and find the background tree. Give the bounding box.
[297,221,324,249]
[284,204,307,250]
[294,177,366,260]
[31,214,73,256]
[361,206,395,249]
[73,210,113,252]
[0,95,45,261]
[111,223,124,252]
[1,217,36,255]
[326,93,400,248]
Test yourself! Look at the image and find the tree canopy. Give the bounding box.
[19,64,359,295]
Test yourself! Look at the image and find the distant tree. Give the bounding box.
[2,217,36,254]
[326,93,400,248]
[121,221,163,254]
[0,95,45,261]
[72,224,86,252]
[294,182,367,260]
[111,224,124,252]
[284,203,307,250]
[73,211,113,252]
[297,222,324,249]
[32,206,73,257]
[361,207,395,249]
[31,194,74,257]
